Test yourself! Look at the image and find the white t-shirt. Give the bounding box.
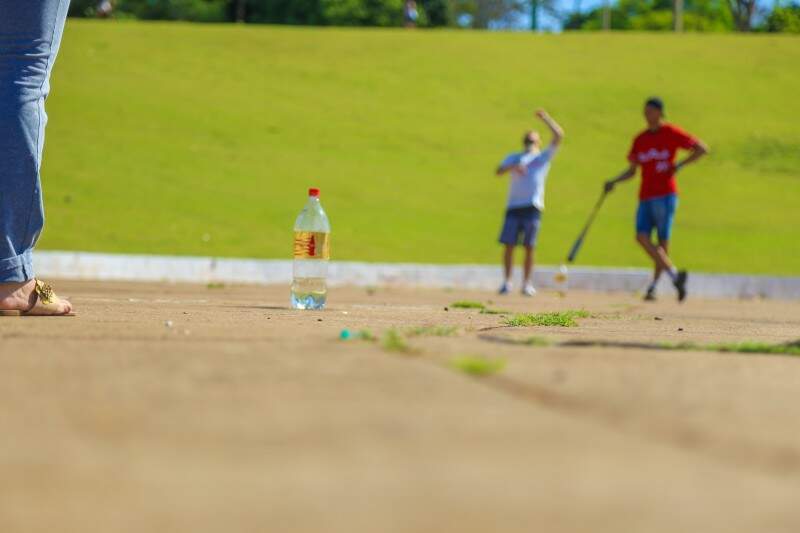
[500,145,557,211]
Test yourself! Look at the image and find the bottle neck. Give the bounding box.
[296,195,329,232]
[305,196,325,216]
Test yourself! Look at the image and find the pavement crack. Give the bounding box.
[456,358,800,479]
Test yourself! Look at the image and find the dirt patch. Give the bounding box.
[1,281,800,533]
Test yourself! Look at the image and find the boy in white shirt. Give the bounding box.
[495,109,564,296]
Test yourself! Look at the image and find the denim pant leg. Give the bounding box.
[0,0,70,282]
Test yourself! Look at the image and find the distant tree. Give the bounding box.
[65,0,491,26]
[320,0,404,26]
[725,0,757,30]
[764,3,800,32]
[240,0,324,24]
[472,0,527,28]
[68,0,100,17]
[417,0,475,27]
[117,0,228,21]
[565,0,732,30]
[233,0,246,21]
[438,0,477,27]
[419,0,448,24]
[237,0,411,26]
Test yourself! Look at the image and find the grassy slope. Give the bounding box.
[41,21,800,273]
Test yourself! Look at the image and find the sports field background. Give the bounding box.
[42,21,800,274]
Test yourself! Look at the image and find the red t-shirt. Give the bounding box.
[628,123,698,200]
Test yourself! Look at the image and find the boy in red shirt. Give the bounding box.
[604,98,708,301]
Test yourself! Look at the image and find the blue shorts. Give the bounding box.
[636,194,678,241]
[499,206,541,247]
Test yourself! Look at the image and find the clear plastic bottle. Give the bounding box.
[554,264,569,296]
[291,188,331,310]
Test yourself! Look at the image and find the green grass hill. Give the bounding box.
[41,21,800,274]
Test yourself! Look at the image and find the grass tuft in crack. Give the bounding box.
[657,340,800,356]
[450,356,506,377]
[479,308,510,315]
[382,329,413,353]
[451,301,486,310]
[523,336,551,346]
[504,310,590,327]
[407,325,458,337]
[713,341,800,355]
[358,329,377,341]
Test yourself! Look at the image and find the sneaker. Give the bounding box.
[644,285,657,301]
[498,282,511,295]
[521,284,536,297]
[673,270,688,302]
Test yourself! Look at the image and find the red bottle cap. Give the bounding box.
[308,188,320,197]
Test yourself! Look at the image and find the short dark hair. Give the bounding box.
[645,97,664,112]
[522,130,536,145]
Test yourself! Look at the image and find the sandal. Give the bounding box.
[0,279,74,316]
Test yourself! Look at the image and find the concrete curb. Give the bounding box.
[33,250,800,300]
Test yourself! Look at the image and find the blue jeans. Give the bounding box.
[0,0,70,282]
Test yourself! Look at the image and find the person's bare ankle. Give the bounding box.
[0,280,36,311]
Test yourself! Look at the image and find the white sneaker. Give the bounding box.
[522,284,536,297]
[498,282,511,295]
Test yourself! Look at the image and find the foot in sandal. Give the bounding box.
[0,279,74,316]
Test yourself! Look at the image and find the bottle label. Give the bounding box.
[293,231,330,260]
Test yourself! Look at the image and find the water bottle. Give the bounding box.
[554,264,569,296]
[291,188,331,309]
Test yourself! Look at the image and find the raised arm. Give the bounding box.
[536,109,564,147]
[604,163,638,193]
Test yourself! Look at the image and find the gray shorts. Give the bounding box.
[499,206,541,247]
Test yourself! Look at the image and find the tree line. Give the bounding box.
[68,0,800,32]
